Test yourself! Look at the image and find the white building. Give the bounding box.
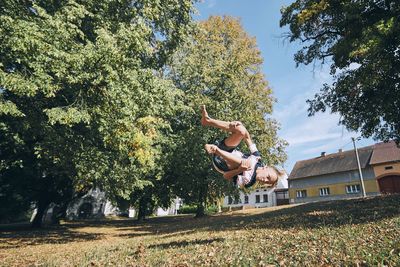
[223,173,289,209]
[66,187,117,220]
[155,198,183,216]
[66,188,182,219]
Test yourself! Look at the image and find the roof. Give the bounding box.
[370,141,400,165]
[289,146,374,180]
[274,188,288,192]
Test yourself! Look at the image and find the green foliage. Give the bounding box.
[280,0,400,142]
[205,204,219,214]
[169,16,287,216]
[177,204,218,214]
[177,204,198,214]
[0,0,195,225]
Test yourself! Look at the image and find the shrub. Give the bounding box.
[177,205,197,214]
[206,205,219,214]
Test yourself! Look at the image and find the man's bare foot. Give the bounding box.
[201,105,211,126]
[205,144,218,154]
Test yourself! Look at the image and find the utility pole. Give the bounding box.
[352,137,367,198]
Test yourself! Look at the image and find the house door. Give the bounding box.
[378,175,400,194]
[78,203,93,219]
[275,191,289,206]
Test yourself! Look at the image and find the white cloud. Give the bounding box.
[206,0,216,8]
[272,66,332,123]
[268,58,371,169]
[301,132,354,155]
[286,132,342,146]
[282,112,343,146]
[273,93,309,122]
[272,66,340,147]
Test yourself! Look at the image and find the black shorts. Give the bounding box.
[212,138,237,172]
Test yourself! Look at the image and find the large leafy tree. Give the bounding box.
[0,0,194,226]
[280,0,400,142]
[169,16,287,216]
[115,131,183,221]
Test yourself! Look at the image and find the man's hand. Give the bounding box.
[223,172,231,180]
[204,144,217,154]
[222,161,251,180]
[229,121,242,130]
[239,158,251,171]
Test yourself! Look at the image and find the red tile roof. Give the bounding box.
[370,141,400,165]
[288,146,374,180]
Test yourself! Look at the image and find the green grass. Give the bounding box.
[1,194,400,266]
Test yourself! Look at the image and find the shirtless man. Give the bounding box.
[201,105,285,188]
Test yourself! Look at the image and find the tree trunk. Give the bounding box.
[51,203,68,225]
[31,201,49,228]
[217,198,222,213]
[137,196,147,221]
[195,201,205,218]
[195,183,207,218]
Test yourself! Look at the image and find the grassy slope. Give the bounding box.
[1,195,400,266]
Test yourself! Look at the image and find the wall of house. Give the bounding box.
[373,162,400,178]
[288,167,380,203]
[223,187,276,208]
[66,188,107,220]
[156,198,182,216]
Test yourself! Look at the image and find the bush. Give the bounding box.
[177,204,220,215]
[206,205,219,214]
[177,205,197,214]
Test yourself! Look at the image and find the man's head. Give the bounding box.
[256,166,286,186]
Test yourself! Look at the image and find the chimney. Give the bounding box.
[321,152,326,157]
[338,149,343,153]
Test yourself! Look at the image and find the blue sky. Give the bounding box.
[195,0,375,172]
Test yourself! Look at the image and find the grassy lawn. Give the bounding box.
[1,195,400,266]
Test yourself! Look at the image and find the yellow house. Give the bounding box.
[370,141,400,193]
[288,142,400,203]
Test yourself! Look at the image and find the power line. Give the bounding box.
[339,140,353,151]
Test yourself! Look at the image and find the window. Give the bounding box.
[385,166,393,170]
[233,197,241,204]
[346,184,361,194]
[244,195,249,204]
[255,195,260,203]
[296,190,307,198]
[228,196,233,204]
[276,191,289,199]
[319,187,330,196]
[263,194,268,203]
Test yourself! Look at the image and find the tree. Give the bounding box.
[280,0,400,142]
[169,16,287,217]
[115,132,183,221]
[0,0,195,227]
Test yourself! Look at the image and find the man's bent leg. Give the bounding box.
[201,105,231,131]
[223,123,253,148]
[201,105,251,148]
[205,144,241,169]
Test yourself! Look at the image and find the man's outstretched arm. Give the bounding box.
[223,168,244,181]
[222,159,251,181]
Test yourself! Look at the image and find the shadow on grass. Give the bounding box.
[66,214,193,230]
[148,237,225,249]
[1,194,399,249]
[203,194,400,230]
[0,225,103,249]
[114,194,400,236]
